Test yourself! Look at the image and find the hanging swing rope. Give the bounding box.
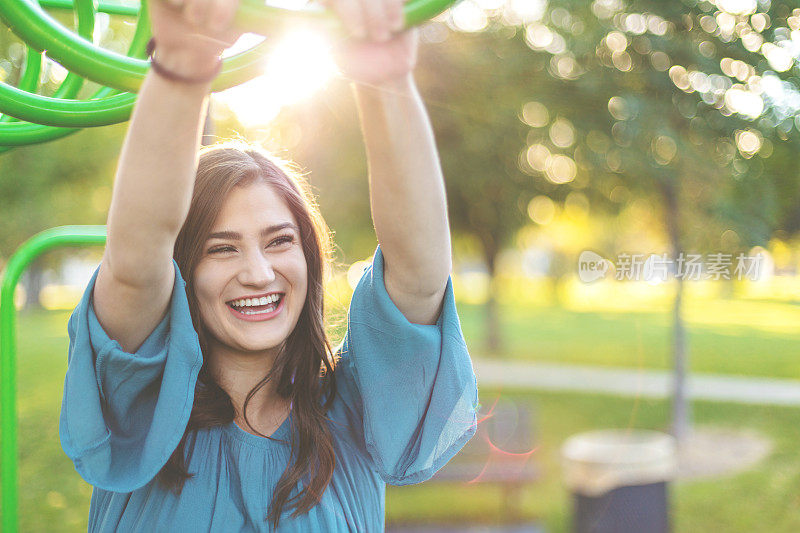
[0,0,456,149]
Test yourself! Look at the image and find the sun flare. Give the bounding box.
[213,30,338,127]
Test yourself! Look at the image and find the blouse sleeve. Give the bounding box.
[58,258,203,493]
[333,244,479,486]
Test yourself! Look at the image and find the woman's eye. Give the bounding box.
[208,246,235,254]
[208,236,293,254]
[274,235,294,246]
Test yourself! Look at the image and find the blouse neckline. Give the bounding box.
[222,410,292,449]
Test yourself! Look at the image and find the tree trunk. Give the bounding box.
[23,261,44,310]
[482,241,502,355]
[671,275,690,442]
[661,179,691,444]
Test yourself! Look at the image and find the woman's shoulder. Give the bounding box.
[60,258,204,493]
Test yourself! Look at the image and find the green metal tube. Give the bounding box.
[39,0,139,17]
[0,0,457,133]
[0,29,44,152]
[0,45,273,127]
[0,0,147,91]
[0,0,150,146]
[0,0,278,94]
[0,0,96,150]
[7,44,41,98]
[0,0,151,146]
[0,87,139,127]
[1,226,107,533]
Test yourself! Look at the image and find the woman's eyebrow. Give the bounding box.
[206,223,299,241]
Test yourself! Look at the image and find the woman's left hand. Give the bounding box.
[324,0,419,85]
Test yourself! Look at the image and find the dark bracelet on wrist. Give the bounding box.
[146,38,222,85]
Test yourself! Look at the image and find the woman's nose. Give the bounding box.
[237,250,277,286]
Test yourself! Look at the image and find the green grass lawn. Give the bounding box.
[456,291,800,379]
[6,290,800,531]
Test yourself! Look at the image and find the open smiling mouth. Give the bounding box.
[226,295,285,320]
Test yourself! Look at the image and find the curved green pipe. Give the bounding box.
[1,226,107,533]
[0,0,152,144]
[0,0,457,128]
[0,0,95,150]
[0,0,293,93]
[0,0,273,127]
[40,0,139,17]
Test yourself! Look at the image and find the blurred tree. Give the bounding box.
[416,28,559,354]
[435,0,800,442]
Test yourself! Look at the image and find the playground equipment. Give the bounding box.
[0,0,456,150]
[1,226,106,533]
[0,0,460,530]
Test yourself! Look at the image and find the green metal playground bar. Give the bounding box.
[1,226,106,533]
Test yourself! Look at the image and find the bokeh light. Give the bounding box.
[521,101,549,127]
[451,0,488,32]
[651,135,677,165]
[735,128,762,157]
[587,130,611,153]
[506,0,546,24]
[528,195,556,224]
[669,65,690,91]
[611,50,632,71]
[607,96,630,120]
[762,42,793,72]
[545,154,577,183]
[525,24,554,49]
[724,86,764,119]
[526,144,551,172]
[605,31,627,53]
[564,191,590,217]
[592,0,624,20]
[347,260,371,289]
[549,117,575,148]
[716,0,757,16]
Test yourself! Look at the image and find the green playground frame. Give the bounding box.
[0,0,457,134]
[0,225,106,533]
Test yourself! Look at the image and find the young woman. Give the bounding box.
[59,0,479,530]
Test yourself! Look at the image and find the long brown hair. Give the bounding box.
[157,141,339,528]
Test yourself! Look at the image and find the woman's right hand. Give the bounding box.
[148,0,243,78]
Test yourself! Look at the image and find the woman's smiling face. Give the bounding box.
[193,181,308,356]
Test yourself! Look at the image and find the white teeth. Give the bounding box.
[238,300,280,315]
[230,294,282,308]
[239,305,277,315]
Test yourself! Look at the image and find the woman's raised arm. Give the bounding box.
[353,70,452,326]
[94,0,240,353]
[331,22,452,325]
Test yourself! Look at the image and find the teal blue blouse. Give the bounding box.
[59,245,479,532]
